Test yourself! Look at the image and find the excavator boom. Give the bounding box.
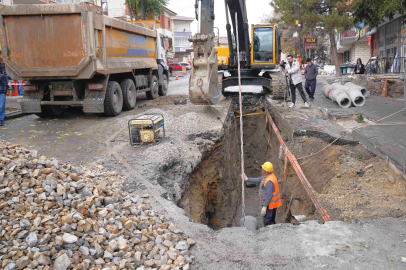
[189,0,284,105]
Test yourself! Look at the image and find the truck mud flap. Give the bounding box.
[21,97,42,113]
[83,91,105,113]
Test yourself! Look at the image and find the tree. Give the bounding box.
[352,0,406,27]
[270,0,353,75]
[127,0,168,21]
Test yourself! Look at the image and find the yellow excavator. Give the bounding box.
[189,0,284,105]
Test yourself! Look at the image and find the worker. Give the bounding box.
[354,58,365,74]
[243,162,282,226]
[283,54,309,108]
[304,58,318,101]
[0,69,7,126]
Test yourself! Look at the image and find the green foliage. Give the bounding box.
[127,0,168,20]
[352,0,406,27]
[355,114,364,123]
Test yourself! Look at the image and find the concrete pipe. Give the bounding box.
[332,83,365,107]
[322,84,352,108]
[344,82,370,97]
[238,216,258,230]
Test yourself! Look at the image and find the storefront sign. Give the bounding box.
[360,28,366,38]
[303,37,318,49]
[368,36,371,46]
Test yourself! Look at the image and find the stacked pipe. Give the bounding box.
[322,84,352,108]
[332,83,366,107]
[344,82,370,98]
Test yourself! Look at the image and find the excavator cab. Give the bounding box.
[251,25,281,70]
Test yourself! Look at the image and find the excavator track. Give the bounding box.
[269,71,288,100]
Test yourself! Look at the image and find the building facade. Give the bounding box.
[172,16,194,63]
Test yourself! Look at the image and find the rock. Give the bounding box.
[25,232,38,247]
[104,250,113,259]
[53,253,71,270]
[35,253,51,265]
[56,184,66,195]
[61,216,74,224]
[79,246,90,256]
[16,256,29,269]
[144,260,155,267]
[117,237,128,250]
[79,186,92,197]
[166,250,178,260]
[186,238,195,246]
[19,219,31,228]
[69,173,79,181]
[155,235,163,245]
[175,241,188,250]
[62,233,78,244]
[162,240,173,248]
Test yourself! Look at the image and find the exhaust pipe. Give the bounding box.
[332,83,365,107]
[344,82,370,97]
[322,84,352,108]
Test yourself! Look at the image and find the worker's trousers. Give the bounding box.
[263,207,277,226]
[305,79,317,99]
[289,82,307,104]
[0,93,5,123]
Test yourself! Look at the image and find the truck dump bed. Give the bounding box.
[0,3,158,80]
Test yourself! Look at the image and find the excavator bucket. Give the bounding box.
[189,33,223,105]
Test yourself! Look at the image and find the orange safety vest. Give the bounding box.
[264,174,282,210]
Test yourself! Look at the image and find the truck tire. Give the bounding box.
[104,81,123,116]
[35,105,65,118]
[146,75,159,100]
[158,75,168,96]
[120,79,136,110]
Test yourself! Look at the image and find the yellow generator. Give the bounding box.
[128,114,165,145]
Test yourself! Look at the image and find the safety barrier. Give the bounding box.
[365,57,406,75]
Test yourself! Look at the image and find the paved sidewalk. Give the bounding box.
[312,77,406,176]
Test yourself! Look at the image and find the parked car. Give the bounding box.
[169,63,182,76]
[180,62,191,70]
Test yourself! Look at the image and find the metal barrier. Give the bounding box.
[365,57,406,75]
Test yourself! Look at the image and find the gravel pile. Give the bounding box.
[0,140,195,270]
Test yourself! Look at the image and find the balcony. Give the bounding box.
[337,29,358,53]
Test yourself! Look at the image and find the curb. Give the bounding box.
[5,110,26,120]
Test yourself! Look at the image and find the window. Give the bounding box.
[175,37,190,47]
[168,19,171,29]
[253,27,273,63]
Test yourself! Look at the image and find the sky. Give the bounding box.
[167,0,274,36]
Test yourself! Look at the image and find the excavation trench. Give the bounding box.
[177,100,406,230]
[178,101,332,230]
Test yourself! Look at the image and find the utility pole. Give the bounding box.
[295,0,303,63]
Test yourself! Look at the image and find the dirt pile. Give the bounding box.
[0,140,195,270]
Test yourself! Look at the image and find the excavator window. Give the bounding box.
[253,27,273,63]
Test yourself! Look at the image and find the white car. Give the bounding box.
[179,62,191,71]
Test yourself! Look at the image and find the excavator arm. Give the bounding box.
[189,0,284,105]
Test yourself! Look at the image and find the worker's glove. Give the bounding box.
[260,206,267,217]
[242,174,248,182]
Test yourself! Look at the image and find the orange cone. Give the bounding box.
[175,72,179,80]
[380,78,388,97]
[302,67,305,76]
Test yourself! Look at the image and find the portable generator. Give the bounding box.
[128,113,165,145]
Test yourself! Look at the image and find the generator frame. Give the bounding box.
[128,113,165,146]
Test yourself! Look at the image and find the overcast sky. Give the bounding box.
[167,0,274,36]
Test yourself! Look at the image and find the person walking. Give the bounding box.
[304,58,318,101]
[0,70,8,126]
[354,58,365,74]
[283,54,309,108]
[243,162,282,226]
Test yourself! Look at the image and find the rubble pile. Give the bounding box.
[0,141,195,270]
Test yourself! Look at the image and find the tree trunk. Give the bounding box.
[126,0,133,20]
[140,0,147,20]
[329,30,342,76]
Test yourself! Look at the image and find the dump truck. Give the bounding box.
[0,3,169,117]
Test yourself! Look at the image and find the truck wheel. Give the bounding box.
[120,79,136,110]
[146,75,159,100]
[158,75,168,96]
[35,105,65,118]
[104,81,123,116]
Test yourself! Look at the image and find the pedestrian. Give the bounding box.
[243,162,282,226]
[354,58,365,74]
[304,58,318,101]
[283,54,309,108]
[0,70,8,126]
[169,65,173,77]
